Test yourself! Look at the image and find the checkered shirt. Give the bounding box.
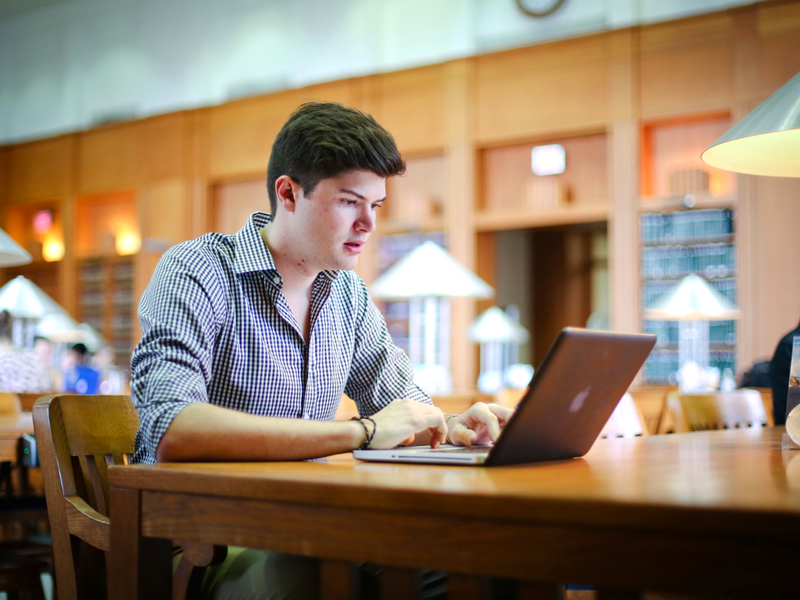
[131,212,430,463]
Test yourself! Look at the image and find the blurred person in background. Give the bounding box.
[770,319,800,426]
[94,345,128,394]
[0,310,54,393]
[63,342,101,394]
[33,335,62,391]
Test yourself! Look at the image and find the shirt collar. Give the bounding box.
[233,212,339,282]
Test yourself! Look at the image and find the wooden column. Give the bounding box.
[444,59,478,392]
[608,29,640,334]
[61,134,78,316]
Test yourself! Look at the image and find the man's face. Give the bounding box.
[291,169,386,272]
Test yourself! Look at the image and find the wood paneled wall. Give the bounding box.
[2,1,800,387]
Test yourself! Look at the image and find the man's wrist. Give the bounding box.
[350,417,376,450]
[445,413,460,444]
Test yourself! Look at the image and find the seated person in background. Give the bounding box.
[0,310,54,394]
[770,319,800,426]
[33,335,61,391]
[132,102,512,599]
[63,342,100,395]
[94,346,128,394]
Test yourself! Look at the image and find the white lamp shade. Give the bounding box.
[36,312,84,342]
[370,241,493,299]
[0,228,32,267]
[702,70,800,177]
[468,306,529,343]
[643,273,740,321]
[0,275,66,319]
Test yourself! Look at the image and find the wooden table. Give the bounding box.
[109,428,800,599]
[0,412,32,463]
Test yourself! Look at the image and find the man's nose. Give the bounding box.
[357,206,377,232]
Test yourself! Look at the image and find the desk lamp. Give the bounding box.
[370,241,493,394]
[0,228,32,267]
[0,275,67,347]
[702,70,800,177]
[643,273,740,392]
[468,306,530,394]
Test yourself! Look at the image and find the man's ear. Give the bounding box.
[275,175,301,213]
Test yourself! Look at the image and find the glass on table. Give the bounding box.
[783,336,800,450]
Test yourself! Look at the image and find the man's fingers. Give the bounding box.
[427,411,447,447]
[450,422,477,446]
[470,403,502,442]
[486,402,514,424]
[428,426,446,448]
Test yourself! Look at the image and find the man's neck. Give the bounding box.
[260,223,317,297]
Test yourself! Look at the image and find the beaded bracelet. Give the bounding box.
[351,416,377,449]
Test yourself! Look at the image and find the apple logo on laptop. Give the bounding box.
[570,387,591,412]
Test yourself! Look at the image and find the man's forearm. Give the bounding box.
[155,402,365,462]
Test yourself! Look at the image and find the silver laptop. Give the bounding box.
[353,327,656,466]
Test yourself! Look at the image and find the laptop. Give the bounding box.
[353,327,656,466]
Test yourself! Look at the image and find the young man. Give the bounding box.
[132,102,512,598]
[132,101,511,465]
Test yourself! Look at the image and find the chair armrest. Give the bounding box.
[173,542,228,600]
[64,496,111,551]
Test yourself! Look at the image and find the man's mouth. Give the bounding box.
[344,241,364,253]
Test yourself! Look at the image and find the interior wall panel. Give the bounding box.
[475,34,612,145]
[639,13,735,118]
[7,136,73,202]
[78,124,141,194]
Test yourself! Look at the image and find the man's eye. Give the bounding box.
[372,203,383,210]
[343,199,357,206]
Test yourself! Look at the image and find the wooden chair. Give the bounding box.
[627,385,677,434]
[33,394,225,600]
[598,393,647,439]
[667,389,770,432]
[0,392,50,600]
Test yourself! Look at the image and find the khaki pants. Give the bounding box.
[200,547,320,600]
[195,548,451,600]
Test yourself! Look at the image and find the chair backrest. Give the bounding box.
[599,393,647,439]
[32,394,139,600]
[675,389,770,431]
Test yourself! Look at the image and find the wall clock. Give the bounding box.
[515,0,566,18]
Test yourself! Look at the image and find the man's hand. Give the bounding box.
[446,402,514,446]
[367,399,447,449]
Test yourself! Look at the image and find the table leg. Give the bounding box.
[109,487,172,600]
[517,581,566,600]
[447,573,482,599]
[320,559,355,600]
[381,567,419,600]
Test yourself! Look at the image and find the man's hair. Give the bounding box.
[70,342,89,356]
[266,102,406,216]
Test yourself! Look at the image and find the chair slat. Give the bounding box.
[677,390,769,432]
[86,455,108,516]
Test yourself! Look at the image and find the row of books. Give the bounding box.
[640,243,735,280]
[640,208,734,245]
[644,349,736,385]
[643,320,737,347]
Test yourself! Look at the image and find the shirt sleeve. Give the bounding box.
[130,246,224,462]
[344,274,432,416]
